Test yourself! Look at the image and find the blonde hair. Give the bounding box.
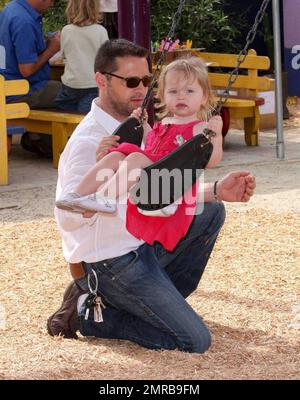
[157,57,216,120]
[66,0,101,26]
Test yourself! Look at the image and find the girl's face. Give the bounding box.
[163,70,207,118]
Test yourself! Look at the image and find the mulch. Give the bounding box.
[0,206,299,380]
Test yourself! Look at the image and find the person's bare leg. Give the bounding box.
[97,152,152,201]
[55,152,150,214]
[75,152,126,196]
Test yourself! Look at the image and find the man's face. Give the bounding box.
[103,56,150,119]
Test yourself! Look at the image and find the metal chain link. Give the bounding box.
[141,0,187,113]
[140,0,270,117]
[215,0,271,114]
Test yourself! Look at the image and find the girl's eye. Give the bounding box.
[187,89,194,93]
[168,90,177,94]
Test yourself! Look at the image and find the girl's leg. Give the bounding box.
[56,152,150,214]
[75,152,126,196]
[97,152,152,201]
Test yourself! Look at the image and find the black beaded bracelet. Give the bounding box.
[213,180,219,201]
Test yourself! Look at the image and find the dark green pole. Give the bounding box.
[117,0,154,124]
[272,0,285,159]
[118,0,151,50]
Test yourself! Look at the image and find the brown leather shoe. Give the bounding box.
[47,281,85,339]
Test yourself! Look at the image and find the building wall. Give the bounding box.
[283,0,300,96]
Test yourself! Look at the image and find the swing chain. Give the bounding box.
[140,0,187,116]
[140,0,271,120]
[214,0,271,114]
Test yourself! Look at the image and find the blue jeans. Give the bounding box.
[55,84,98,114]
[77,201,225,353]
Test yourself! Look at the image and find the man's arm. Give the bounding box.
[11,18,60,78]
[19,34,60,77]
[202,171,256,203]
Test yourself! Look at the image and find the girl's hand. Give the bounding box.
[207,115,223,136]
[96,135,120,161]
[131,107,148,124]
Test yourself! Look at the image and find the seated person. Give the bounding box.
[0,0,62,156]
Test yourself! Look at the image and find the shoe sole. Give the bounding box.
[55,202,89,213]
[47,282,78,339]
[56,201,116,214]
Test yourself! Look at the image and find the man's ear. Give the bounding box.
[95,72,107,89]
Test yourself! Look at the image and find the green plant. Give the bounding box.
[150,0,242,53]
[0,0,67,32]
[0,0,9,10]
[1,0,246,54]
[43,0,67,33]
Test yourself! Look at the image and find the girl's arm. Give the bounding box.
[142,122,152,146]
[131,108,152,146]
[193,116,223,168]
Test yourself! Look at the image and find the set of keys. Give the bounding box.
[84,293,106,323]
[84,269,106,323]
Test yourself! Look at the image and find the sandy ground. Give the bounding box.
[0,108,299,380]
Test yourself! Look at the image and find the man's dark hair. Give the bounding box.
[94,39,149,73]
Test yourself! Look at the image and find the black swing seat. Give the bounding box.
[130,132,214,211]
[112,116,144,146]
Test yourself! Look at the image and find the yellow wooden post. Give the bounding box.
[52,122,69,168]
[0,75,29,185]
[0,75,8,185]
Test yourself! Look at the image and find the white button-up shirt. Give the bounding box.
[54,100,144,263]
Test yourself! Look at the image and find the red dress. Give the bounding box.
[109,121,201,251]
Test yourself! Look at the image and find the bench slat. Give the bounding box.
[217,94,265,107]
[198,51,270,70]
[216,97,256,108]
[5,103,30,119]
[28,109,84,124]
[4,79,29,96]
[209,73,271,91]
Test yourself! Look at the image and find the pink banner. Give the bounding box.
[283,0,300,48]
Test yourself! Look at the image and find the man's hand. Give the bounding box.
[19,32,61,78]
[46,33,61,56]
[218,171,256,202]
[96,135,120,162]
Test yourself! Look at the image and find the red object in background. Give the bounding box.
[220,107,230,137]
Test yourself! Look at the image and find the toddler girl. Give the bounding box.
[56,57,223,250]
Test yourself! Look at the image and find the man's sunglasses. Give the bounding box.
[102,72,152,88]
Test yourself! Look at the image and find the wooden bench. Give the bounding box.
[5,64,84,168]
[195,49,272,146]
[8,109,84,168]
[0,75,30,185]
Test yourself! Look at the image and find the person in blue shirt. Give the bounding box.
[0,0,61,157]
[0,0,61,106]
